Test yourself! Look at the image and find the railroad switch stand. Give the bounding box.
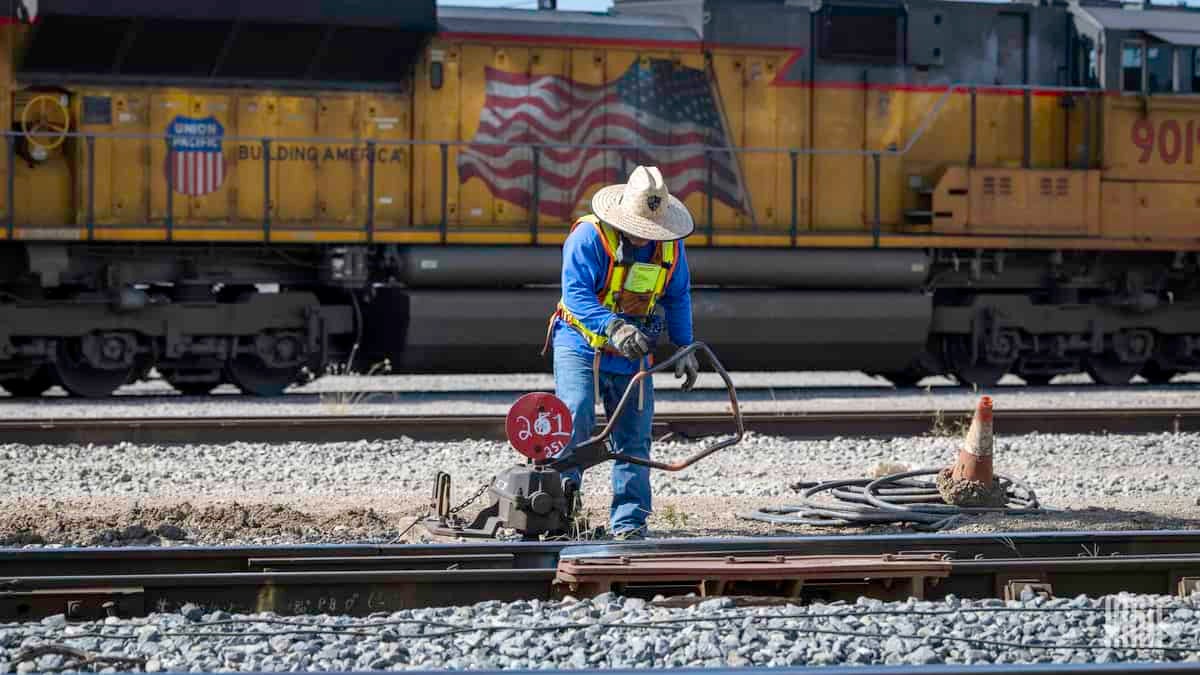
[419,342,744,541]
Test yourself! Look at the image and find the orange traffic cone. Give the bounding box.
[950,395,994,485]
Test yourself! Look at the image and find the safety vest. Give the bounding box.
[543,214,677,354]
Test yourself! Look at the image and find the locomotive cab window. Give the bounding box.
[1122,41,1145,93]
[1071,34,1100,88]
[817,5,906,65]
[1147,45,1174,93]
[1194,48,1200,92]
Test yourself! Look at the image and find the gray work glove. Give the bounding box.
[673,347,699,391]
[606,318,652,361]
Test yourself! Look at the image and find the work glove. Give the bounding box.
[673,347,700,392]
[606,318,652,361]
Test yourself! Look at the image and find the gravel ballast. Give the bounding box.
[2,429,1200,546]
[3,593,1200,672]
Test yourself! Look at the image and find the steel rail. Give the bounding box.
[8,530,1200,622]
[6,658,1198,673]
[5,529,1200,576]
[0,407,1195,445]
[49,379,1200,400]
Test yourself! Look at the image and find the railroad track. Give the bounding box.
[19,379,1200,406]
[5,530,1200,622]
[0,407,1196,444]
[59,377,1200,399]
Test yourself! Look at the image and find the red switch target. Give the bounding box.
[506,392,574,461]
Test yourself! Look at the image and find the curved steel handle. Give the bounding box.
[550,341,744,473]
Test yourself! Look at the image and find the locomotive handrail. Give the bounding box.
[3,80,1099,156]
[4,80,1103,244]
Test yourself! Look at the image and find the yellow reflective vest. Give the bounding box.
[543,214,677,354]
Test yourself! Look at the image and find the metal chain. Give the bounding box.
[449,481,491,515]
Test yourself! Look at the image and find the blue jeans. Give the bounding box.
[551,347,654,534]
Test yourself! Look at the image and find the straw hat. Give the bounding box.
[590,165,694,242]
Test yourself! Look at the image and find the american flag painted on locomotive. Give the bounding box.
[166,115,227,197]
[458,58,746,220]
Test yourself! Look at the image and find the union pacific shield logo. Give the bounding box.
[166,115,226,196]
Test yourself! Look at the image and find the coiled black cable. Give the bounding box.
[738,468,1040,532]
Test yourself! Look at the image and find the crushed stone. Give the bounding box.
[2,429,1200,546]
[3,593,1200,671]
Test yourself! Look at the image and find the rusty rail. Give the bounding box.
[555,552,952,600]
[8,530,1200,621]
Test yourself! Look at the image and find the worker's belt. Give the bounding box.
[540,307,663,414]
[543,305,663,356]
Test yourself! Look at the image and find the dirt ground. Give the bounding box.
[2,493,1199,548]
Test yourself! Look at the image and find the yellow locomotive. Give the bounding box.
[2,0,1199,396]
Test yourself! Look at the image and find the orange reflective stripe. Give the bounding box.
[590,218,618,293]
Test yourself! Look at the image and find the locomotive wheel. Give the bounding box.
[943,335,1009,389]
[52,338,136,398]
[225,355,299,397]
[1084,353,1143,386]
[1140,361,1179,385]
[2,367,55,397]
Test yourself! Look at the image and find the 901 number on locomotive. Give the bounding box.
[1130,118,1200,165]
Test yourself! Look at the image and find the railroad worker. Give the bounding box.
[541,165,699,541]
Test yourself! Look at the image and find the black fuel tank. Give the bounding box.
[394,247,929,290]
[358,288,931,374]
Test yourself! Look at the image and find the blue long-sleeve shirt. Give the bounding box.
[551,222,693,374]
